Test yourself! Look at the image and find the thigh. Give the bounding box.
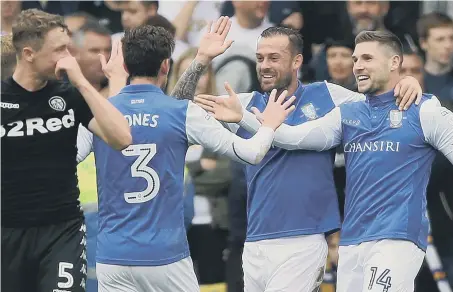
[1,227,37,292]
[132,257,199,292]
[265,235,328,292]
[96,263,137,292]
[336,245,364,292]
[363,240,425,292]
[36,218,87,292]
[242,243,265,292]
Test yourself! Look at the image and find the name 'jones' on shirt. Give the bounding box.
[344,141,401,153]
[125,113,159,128]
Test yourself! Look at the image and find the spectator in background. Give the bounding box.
[159,1,223,47]
[1,0,21,35]
[111,0,158,41]
[418,12,453,103]
[78,1,124,34]
[345,0,389,35]
[1,35,16,80]
[64,12,98,35]
[213,1,273,94]
[147,14,189,62]
[221,1,303,31]
[401,48,425,88]
[325,38,356,91]
[21,1,79,16]
[72,21,112,97]
[311,0,390,81]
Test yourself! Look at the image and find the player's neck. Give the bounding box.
[424,57,452,75]
[12,64,48,92]
[373,77,399,96]
[130,77,162,88]
[280,77,299,97]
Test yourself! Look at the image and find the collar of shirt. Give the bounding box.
[366,89,395,107]
[263,80,304,103]
[120,83,164,95]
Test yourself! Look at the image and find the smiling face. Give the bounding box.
[255,35,302,93]
[352,41,400,94]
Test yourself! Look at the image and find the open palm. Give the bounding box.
[197,16,234,60]
[195,82,243,123]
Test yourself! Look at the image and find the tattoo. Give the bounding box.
[170,59,206,100]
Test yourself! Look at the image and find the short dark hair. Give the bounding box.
[146,15,176,37]
[12,9,68,55]
[73,20,112,47]
[417,12,453,40]
[355,30,403,62]
[260,26,303,55]
[325,38,355,51]
[1,35,16,80]
[122,25,174,78]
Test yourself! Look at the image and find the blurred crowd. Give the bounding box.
[2,1,453,292]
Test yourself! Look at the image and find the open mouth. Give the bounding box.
[357,75,370,83]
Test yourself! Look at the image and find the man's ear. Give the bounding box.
[419,37,428,52]
[293,53,303,71]
[390,55,401,72]
[22,46,35,63]
[160,58,170,75]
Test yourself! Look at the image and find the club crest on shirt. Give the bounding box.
[301,103,318,120]
[389,109,403,128]
[48,96,66,111]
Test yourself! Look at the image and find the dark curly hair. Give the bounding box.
[122,25,175,78]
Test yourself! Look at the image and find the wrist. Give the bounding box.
[73,77,90,89]
[194,53,212,66]
[261,121,278,131]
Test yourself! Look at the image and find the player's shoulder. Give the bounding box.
[408,94,439,116]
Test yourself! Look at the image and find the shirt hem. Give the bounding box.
[245,226,340,242]
[96,251,190,266]
[339,233,427,251]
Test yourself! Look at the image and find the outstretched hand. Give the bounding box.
[195,82,243,123]
[100,40,129,80]
[251,89,296,130]
[196,16,234,64]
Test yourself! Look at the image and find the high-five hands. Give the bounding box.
[252,90,296,130]
[196,16,234,64]
[195,83,296,131]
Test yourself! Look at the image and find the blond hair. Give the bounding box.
[167,48,217,95]
[12,9,67,56]
[1,34,16,79]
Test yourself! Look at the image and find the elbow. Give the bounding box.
[111,131,132,150]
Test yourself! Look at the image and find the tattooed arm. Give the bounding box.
[170,57,207,100]
[171,16,234,100]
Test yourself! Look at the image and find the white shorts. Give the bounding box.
[242,234,328,292]
[96,257,199,292]
[337,240,425,292]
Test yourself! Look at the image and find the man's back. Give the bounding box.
[94,84,190,266]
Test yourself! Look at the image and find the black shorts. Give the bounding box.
[2,217,87,292]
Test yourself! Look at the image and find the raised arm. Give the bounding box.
[171,16,233,100]
[186,92,295,165]
[420,97,453,163]
[55,55,131,150]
